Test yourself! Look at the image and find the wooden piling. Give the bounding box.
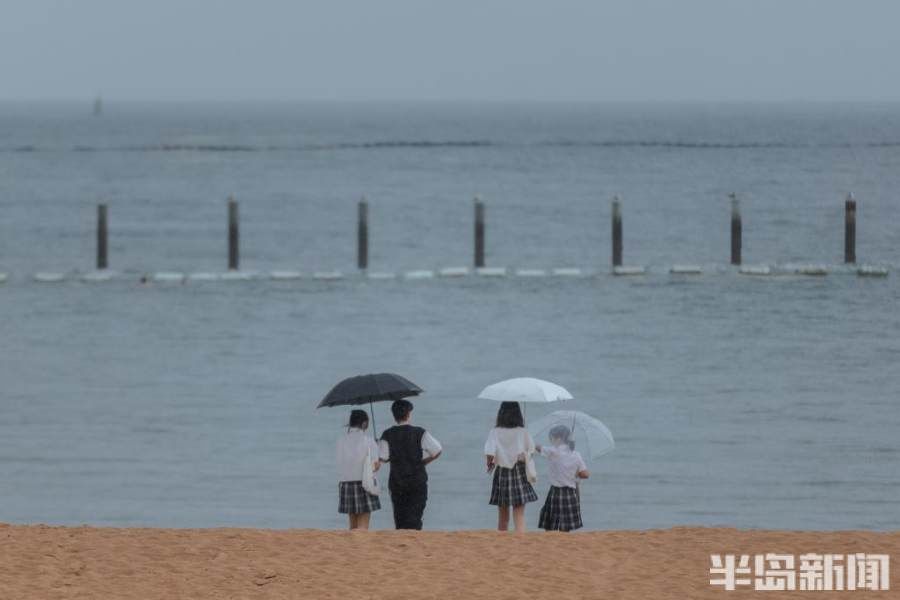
[96,203,108,270]
[730,193,742,266]
[845,194,856,264]
[474,197,485,268]
[357,197,369,270]
[228,198,239,271]
[611,198,622,267]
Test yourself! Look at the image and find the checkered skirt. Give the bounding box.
[338,481,381,514]
[489,462,539,506]
[538,485,583,531]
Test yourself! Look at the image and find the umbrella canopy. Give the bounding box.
[477,377,573,404]
[528,410,614,461]
[318,373,423,408]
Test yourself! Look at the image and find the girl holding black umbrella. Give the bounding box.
[336,410,382,529]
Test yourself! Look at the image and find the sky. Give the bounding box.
[1,0,899,103]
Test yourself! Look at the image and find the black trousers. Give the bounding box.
[389,479,428,530]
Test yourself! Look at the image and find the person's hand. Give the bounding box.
[486,456,495,473]
[373,460,381,473]
[517,452,527,463]
[535,444,542,453]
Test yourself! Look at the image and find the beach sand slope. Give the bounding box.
[0,524,896,599]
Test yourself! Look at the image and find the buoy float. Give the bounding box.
[739,265,772,276]
[613,266,646,276]
[81,270,116,283]
[33,272,67,283]
[670,265,703,275]
[552,267,583,277]
[858,265,889,277]
[476,267,507,277]
[187,272,219,282]
[366,271,396,280]
[220,270,258,281]
[438,267,469,278]
[404,270,435,280]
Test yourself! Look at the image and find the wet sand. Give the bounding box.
[0,524,895,599]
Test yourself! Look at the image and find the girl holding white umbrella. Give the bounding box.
[480,377,573,533]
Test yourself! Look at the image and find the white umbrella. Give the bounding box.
[477,377,573,404]
[528,410,615,461]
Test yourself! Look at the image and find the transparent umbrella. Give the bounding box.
[527,410,615,461]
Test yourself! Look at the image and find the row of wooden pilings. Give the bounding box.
[90,194,860,271]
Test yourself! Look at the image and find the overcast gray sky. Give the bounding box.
[1,0,899,102]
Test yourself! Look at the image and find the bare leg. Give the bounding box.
[497,505,510,531]
[348,513,359,530]
[356,512,371,530]
[512,504,526,533]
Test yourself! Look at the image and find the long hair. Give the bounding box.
[495,401,524,428]
[347,409,369,431]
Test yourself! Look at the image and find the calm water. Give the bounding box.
[0,102,898,531]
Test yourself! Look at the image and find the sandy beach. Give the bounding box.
[0,524,895,599]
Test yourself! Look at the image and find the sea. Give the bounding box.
[0,101,898,531]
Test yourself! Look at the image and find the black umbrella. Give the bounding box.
[317,373,423,435]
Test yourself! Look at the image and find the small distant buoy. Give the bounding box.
[438,267,469,278]
[152,272,185,283]
[187,272,219,282]
[552,267,583,277]
[858,265,889,277]
[404,270,435,280]
[366,271,396,280]
[613,266,646,276]
[34,272,66,283]
[313,271,343,281]
[476,267,507,277]
[81,270,116,283]
[670,265,703,275]
[739,265,771,276]
[793,264,828,276]
[220,270,258,281]
[515,268,547,277]
[269,270,302,281]
[0,273,8,284]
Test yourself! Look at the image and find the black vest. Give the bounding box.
[380,425,427,487]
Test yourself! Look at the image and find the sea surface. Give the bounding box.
[0,102,898,531]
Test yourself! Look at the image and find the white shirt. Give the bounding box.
[484,427,535,469]
[540,444,587,489]
[336,427,379,483]
[378,423,442,461]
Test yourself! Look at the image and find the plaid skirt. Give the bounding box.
[538,485,583,531]
[489,462,538,506]
[338,481,381,514]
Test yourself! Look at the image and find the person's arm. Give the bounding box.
[484,429,497,472]
[576,453,589,479]
[378,438,390,463]
[421,431,442,466]
[369,439,382,472]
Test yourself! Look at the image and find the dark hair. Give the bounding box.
[495,401,524,428]
[391,399,413,423]
[549,424,575,451]
[347,409,369,430]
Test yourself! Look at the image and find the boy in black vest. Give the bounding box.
[378,399,442,530]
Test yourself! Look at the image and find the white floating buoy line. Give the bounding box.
[1,262,892,286]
